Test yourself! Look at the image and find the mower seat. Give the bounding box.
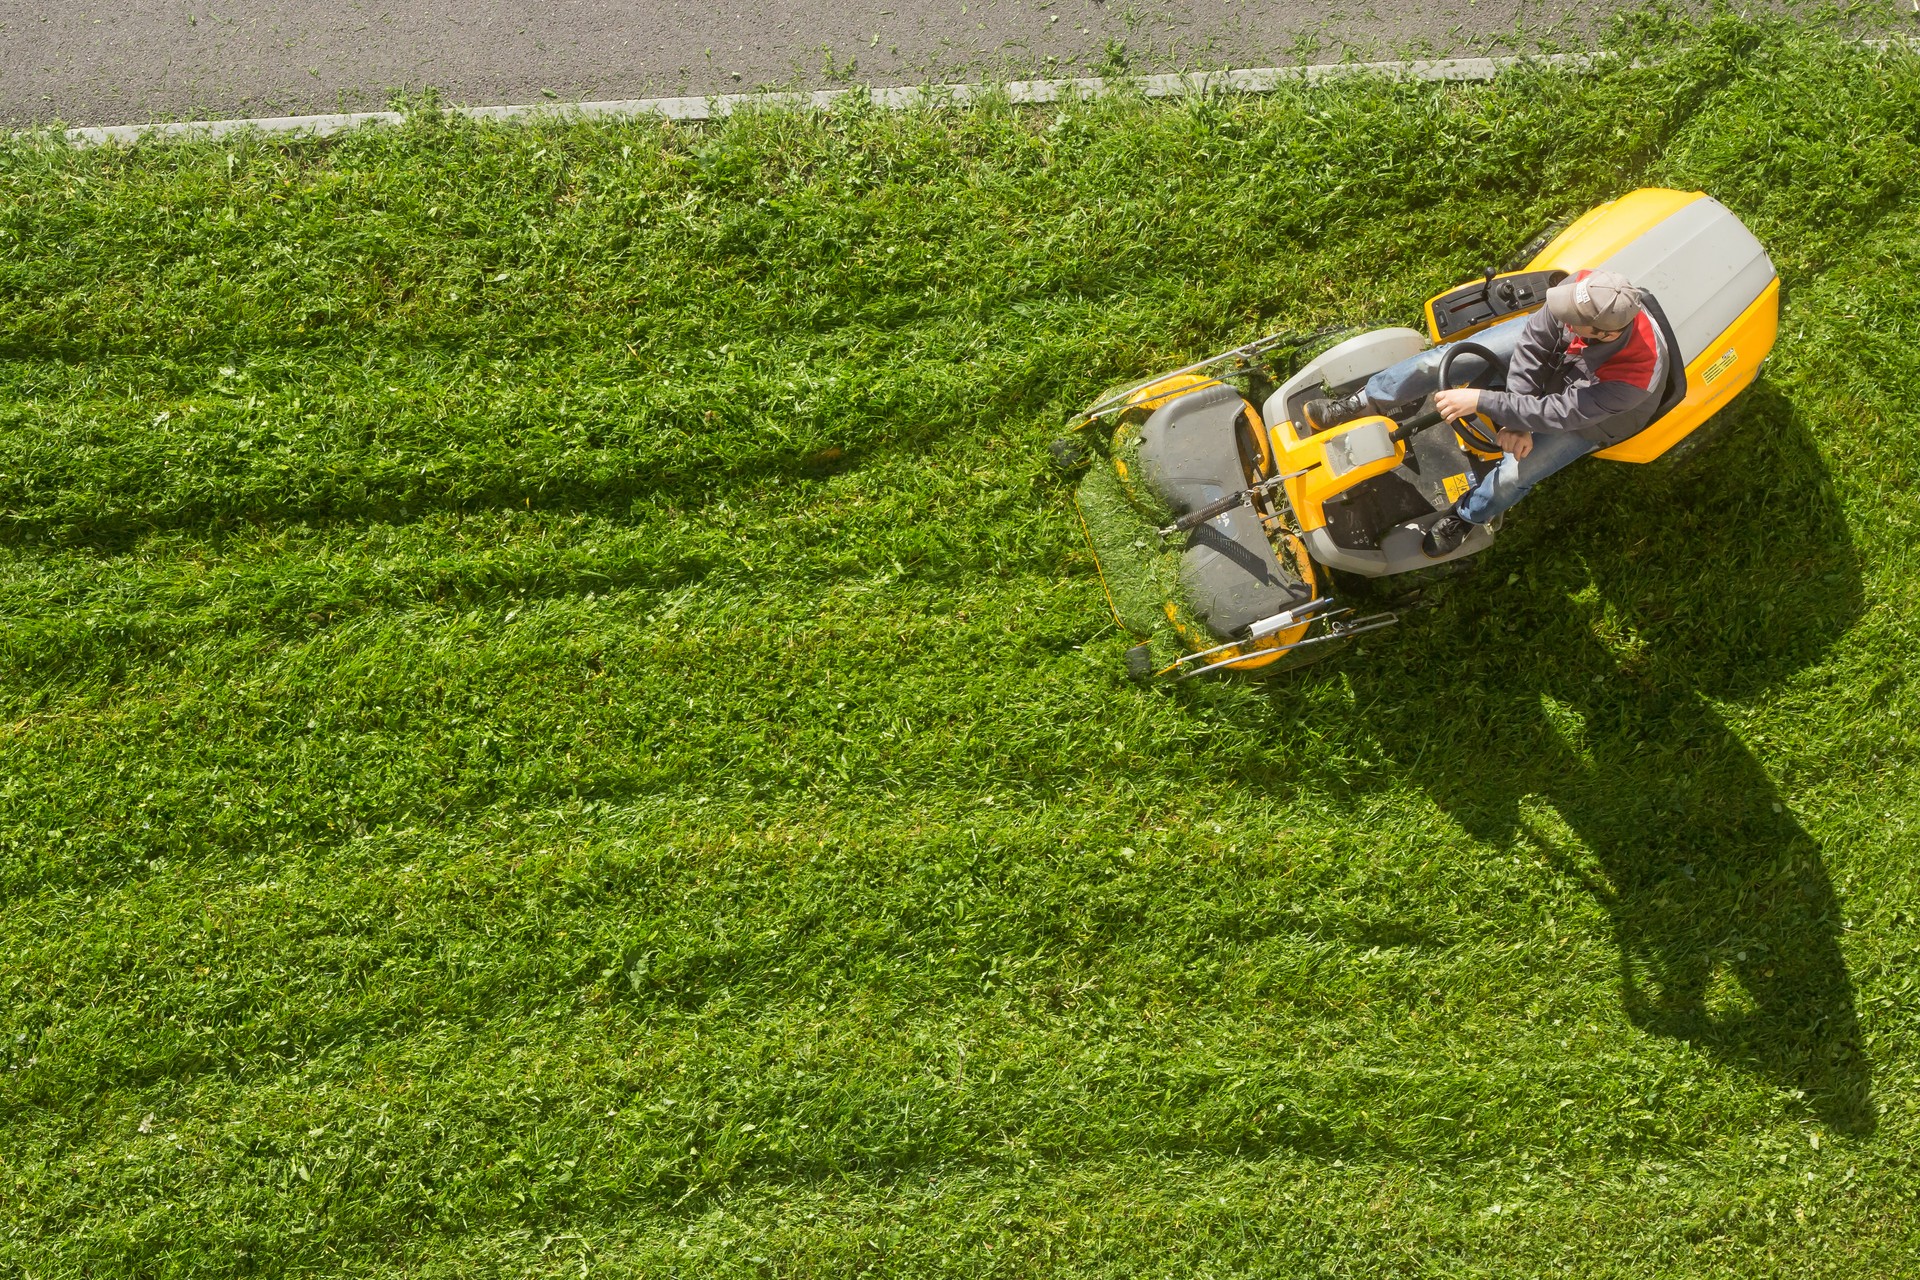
[1136,383,1314,637]
[1638,292,1690,427]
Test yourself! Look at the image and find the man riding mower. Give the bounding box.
[1305,268,1663,557]
[1060,188,1779,680]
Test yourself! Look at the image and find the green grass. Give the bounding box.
[2,13,1919,1276]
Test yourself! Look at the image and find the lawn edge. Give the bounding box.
[29,55,1608,149]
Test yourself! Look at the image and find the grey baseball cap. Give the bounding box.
[1547,269,1643,330]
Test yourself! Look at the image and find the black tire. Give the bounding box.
[1650,415,1729,471]
[1334,555,1482,604]
[1381,554,1484,592]
[1316,565,1376,601]
[1048,435,1093,475]
[1502,219,1570,272]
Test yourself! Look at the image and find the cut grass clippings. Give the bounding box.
[2,12,1919,1277]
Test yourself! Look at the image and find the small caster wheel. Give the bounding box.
[1048,436,1091,474]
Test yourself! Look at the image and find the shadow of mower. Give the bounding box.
[1262,379,1875,1132]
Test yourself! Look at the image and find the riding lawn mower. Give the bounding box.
[1061,187,1780,680]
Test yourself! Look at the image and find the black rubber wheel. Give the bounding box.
[1502,219,1570,272]
[1049,436,1092,474]
[1379,553,1484,592]
[1651,414,1732,471]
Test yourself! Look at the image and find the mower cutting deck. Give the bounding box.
[1064,187,1780,680]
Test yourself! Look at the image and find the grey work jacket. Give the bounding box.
[1477,305,1668,447]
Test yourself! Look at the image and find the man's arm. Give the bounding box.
[1499,307,1560,398]
[1478,376,1655,436]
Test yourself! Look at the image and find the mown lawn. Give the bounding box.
[2,14,1917,1277]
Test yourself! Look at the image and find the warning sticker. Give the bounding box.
[1443,472,1472,503]
[1701,346,1738,384]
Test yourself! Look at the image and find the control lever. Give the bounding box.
[1156,465,1316,539]
[1162,486,1257,536]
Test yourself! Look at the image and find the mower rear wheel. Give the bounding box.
[1650,413,1730,471]
[1503,219,1571,272]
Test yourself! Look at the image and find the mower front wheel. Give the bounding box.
[1048,436,1093,475]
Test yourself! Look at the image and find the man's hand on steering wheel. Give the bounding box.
[1435,387,1533,458]
[1433,387,1481,423]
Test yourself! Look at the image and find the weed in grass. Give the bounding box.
[1,12,1919,1278]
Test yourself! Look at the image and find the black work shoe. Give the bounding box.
[1421,511,1477,558]
[1302,392,1371,435]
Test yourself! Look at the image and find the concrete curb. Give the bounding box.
[46,54,1600,149]
[32,39,1916,148]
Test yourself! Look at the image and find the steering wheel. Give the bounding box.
[1436,341,1503,453]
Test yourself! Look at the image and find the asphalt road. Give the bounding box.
[2,0,1598,128]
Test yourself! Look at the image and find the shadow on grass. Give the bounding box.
[0,440,875,558]
[1276,380,1875,1132]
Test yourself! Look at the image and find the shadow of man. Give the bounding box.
[1282,380,1875,1132]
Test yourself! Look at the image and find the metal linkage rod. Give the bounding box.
[1074,328,1345,426]
[1174,611,1398,680]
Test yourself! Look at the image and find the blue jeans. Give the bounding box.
[1362,313,1531,406]
[1456,428,1598,524]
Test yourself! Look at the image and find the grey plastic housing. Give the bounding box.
[1181,506,1312,635]
[1135,383,1313,636]
[1321,419,1397,476]
[1136,381,1248,515]
[1597,196,1775,364]
[1263,327,1428,429]
[1304,508,1495,578]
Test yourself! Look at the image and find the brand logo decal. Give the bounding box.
[1701,347,1738,384]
